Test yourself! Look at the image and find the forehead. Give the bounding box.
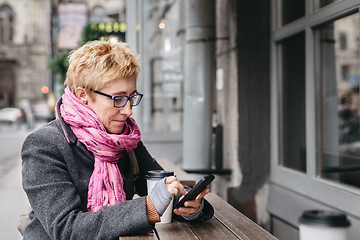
[101,77,137,94]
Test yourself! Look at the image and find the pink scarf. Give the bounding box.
[59,86,141,212]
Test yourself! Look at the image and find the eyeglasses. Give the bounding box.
[90,89,143,108]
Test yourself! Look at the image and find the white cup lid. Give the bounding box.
[146,170,174,180]
[299,210,351,227]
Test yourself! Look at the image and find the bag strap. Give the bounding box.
[129,149,140,195]
[129,149,139,176]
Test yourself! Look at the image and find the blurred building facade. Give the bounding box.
[0,0,126,110]
[131,0,360,239]
[0,0,51,108]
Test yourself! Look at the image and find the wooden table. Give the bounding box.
[119,193,278,240]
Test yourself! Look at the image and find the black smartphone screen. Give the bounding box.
[175,174,215,208]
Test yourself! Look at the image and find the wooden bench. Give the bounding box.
[156,158,196,187]
[119,192,278,240]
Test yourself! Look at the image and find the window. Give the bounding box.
[279,32,306,172]
[318,0,339,8]
[317,13,360,188]
[271,0,360,221]
[0,5,14,43]
[282,0,305,25]
[341,65,350,80]
[339,32,347,50]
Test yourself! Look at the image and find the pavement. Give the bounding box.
[0,158,28,240]
[0,127,183,240]
[0,123,36,240]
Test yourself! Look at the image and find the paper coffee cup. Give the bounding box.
[299,210,351,240]
[146,170,174,224]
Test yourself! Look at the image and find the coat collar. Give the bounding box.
[56,97,77,144]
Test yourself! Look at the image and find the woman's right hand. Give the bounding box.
[149,177,185,216]
[164,176,187,196]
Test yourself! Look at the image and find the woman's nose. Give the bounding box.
[120,101,132,116]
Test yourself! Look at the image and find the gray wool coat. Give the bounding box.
[21,99,164,239]
[22,99,213,240]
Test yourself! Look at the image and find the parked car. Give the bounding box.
[0,107,24,124]
[32,103,55,122]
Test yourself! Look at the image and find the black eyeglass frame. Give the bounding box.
[90,89,143,108]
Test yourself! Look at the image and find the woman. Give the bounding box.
[21,41,213,239]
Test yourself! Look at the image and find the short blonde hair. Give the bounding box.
[65,40,140,91]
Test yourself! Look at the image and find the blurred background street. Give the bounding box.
[0,124,33,180]
[0,123,43,240]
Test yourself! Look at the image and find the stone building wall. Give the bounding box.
[0,0,50,108]
[0,0,125,109]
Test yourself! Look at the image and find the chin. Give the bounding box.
[105,121,125,134]
[111,129,124,135]
[105,126,123,134]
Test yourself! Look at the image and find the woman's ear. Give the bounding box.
[74,87,88,104]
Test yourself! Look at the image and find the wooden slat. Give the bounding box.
[155,221,198,240]
[188,216,240,239]
[119,232,157,240]
[156,158,196,187]
[205,193,278,240]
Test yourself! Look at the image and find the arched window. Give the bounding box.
[0,5,14,43]
[90,5,107,23]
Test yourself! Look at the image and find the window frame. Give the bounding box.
[270,0,360,218]
[0,4,14,43]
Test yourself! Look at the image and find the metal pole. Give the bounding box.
[183,0,215,170]
[126,0,138,52]
[126,0,142,126]
[139,0,152,133]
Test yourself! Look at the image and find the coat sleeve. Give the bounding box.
[22,126,154,240]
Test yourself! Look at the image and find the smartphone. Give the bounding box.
[175,174,215,208]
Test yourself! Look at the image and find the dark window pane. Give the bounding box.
[317,13,360,188]
[280,32,306,172]
[339,32,347,50]
[319,0,338,8]
[282,0,305,25]
[0,5,14,43]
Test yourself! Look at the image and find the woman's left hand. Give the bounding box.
[173,187,210,217]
